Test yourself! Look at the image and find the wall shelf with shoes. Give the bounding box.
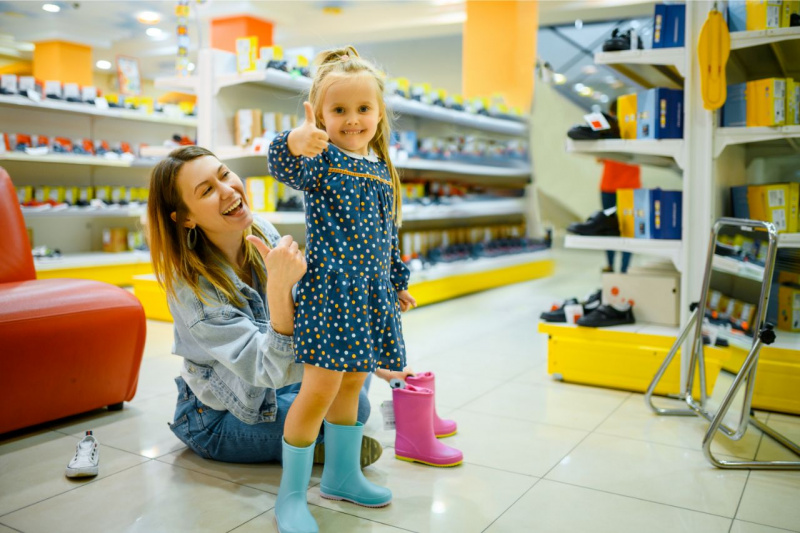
[565,138,685,170]
[564,235,682,270]
[34,250,152,286]
[594,47,686,89]
[714,126,800,158]
[0,152,136,168]
[21,205,147,218]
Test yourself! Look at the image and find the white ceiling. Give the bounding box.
[0,0,655,80]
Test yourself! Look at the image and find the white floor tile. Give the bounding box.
[737,470,800,531]
[460,381,629,431]
[755,418,800,463]
[308,452,537,533]
[0,431,148,516]
[730,521,800,533]
[444,409,588,477]
[545,433,749,517]
[230,507,410,532]
[0,524,19,533]
[2,460,273,533]
[596,394,764,460]
[485,479,732,533]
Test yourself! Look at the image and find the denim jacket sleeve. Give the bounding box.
[267,130,330,191]
[170,287,304,390]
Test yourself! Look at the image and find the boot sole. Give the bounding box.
[319,492,391,508]
[313,435,383,468]
[394,454,463,467]
[435,430,457,438]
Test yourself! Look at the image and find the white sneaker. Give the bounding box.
[65,431,99,478]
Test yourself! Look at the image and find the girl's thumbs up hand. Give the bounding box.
[287,101,329,158]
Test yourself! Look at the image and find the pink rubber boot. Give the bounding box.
[392,384,463,467]
[405,372,458,438]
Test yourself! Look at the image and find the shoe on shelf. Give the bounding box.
[567,207,620,237]
[567,113,620,141]
[540,289,601,323]
[65,431,99,478]
[603,28,644,52]
[576,304,635,327]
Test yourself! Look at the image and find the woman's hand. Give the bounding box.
[375,367,415,384]
[247,234,306,288]
[397,290,417,312]
[287,102,329,158]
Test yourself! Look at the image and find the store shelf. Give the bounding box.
[34,251,153,286]
[565,138,685,170]
[255,198,526,226]
[0,94,197,127]
[779,233,800,248]
[154,74,199,93]
[729,28,800,80]
[564,235,682,270]
[594,47,686,89]
[22,204,146,218]
[0,152,135,167]
[730,27,800,50]
[714,126,800,158]
[210,69,528,135]
[711,255,765,282]
[216,145,530,178]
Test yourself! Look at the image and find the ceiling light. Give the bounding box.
[553,73,567,85]
[96,60,112,70]
[605,75,617,84]
[581,65,598,75]
[137,11,162,24]
[579,86,594,97]
[146,27,165,38]
[187,62,196,72]
[573,83,585,92]
[42,3,60,12]
[575,19,583,29]
[599,94,610,103]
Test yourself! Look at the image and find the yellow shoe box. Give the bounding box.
[618,93,638,139]
[760,182,799,233]
[747,0,782,30]
[746,78,786,126]
[778,284,800,331]
[781,0,800,26]
[787,78,799,125]
[236,36,258,73]
[616,188,636,237]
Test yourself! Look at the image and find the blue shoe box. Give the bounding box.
[634,189,682,239]
[637,88,684,139]
[721,83,747,127]
[653,3,686,48]
[728,0,748,32]
[731,185,751,219]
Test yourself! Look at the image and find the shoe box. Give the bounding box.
[633,188,682,239]
[602,267,680,326]
[732,183,799,233]
[637,88,683,139]
[746,78,786,127]
[778,274,800,331]
[618,94,638,140]
[652,3,686,48]
[721,83,747,127]
[747,0,783,30]
[616,188,636,237]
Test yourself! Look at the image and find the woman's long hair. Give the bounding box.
[309,45,403,225]
[147,145,268,305]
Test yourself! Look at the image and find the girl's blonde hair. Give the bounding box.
[147,145,268,306]
[309,45,402,225]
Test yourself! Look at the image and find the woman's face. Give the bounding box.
[175,155,253,237]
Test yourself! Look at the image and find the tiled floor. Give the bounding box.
[2,250,799,533]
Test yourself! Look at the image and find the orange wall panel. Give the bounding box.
[33,41,93,86]
[211,15,273,53]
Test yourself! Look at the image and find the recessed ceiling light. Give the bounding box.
[553,73,567,85]
[187,62,196,72]
[573,83,585,92]
[42,3,60,12]
[146,27,165,38]
[137,11,161,24]
[579,86,594,97]
[581,65,598,75]
[96,60,112,70]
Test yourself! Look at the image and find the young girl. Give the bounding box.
[268,46,415,533]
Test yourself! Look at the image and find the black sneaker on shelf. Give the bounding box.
[603,28,644,52]
[567,208,620,236]
[576,304,635,327]
[540,289,601,323]
[567,113,621,141]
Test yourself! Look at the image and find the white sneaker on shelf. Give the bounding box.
[65,431,99,478]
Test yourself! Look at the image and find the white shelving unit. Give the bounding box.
[34,250,151,271]
[595,47,686,89]
[714,126,800,157]
[564,235,682,270]
[565,138,685,169]
[21,204,146,218]
[408,250,551,284]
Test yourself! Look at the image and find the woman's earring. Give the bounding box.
[187,226,197,250]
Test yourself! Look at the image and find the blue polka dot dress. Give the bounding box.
[268,131,410,372]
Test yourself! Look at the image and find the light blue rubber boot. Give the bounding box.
[275,439,318,533]
[319,420,392,507]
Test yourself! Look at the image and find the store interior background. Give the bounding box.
[2,1,800,532]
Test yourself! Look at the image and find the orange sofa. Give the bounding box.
[0,167,146,435]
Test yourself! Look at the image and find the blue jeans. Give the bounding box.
[168,376,371,463]
[601,191,631,273]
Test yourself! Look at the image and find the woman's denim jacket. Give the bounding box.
[167,217,304,424]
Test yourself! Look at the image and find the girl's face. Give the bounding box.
[320,73,382,156]
[175,155,253,237]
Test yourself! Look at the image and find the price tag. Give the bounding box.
[584,112,611,131]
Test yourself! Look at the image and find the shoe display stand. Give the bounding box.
[139,47,552,320]
[0,94,197,285]
[549,2,800,413]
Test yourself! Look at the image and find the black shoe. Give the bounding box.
[567,113,620,140]
[603,28,644,52]
[540,297,579,322]
[791,13,799,27]
[576,304,635,327]
[567,208,620,236]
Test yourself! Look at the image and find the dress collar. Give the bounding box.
[338,146,380,163]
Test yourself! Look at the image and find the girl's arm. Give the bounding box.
[267,102,330,191]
